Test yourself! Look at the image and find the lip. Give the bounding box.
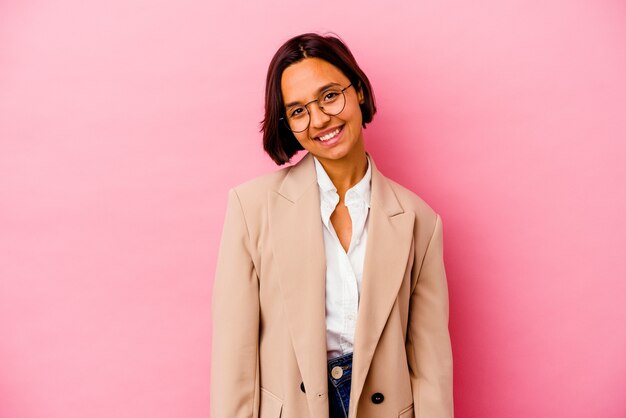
[313,125,343,140]
[312,125,344,147]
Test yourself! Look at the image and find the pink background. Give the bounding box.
[1,0,625,417]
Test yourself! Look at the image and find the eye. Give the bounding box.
[322,91,340,102]
[289,107,305,118]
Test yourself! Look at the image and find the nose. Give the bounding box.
[307,101,331,129]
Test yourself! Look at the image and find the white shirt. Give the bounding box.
[313,155,372,359]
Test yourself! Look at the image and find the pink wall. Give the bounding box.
[1,1,625,417]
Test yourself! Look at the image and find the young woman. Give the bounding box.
[211,33,453,418]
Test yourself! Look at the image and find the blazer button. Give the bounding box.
[300,382,306,393]
[371,392,384,404]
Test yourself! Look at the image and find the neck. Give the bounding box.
[316,146,368,197]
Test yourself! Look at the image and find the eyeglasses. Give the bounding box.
[280,83,353,133]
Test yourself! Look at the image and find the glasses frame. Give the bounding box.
[280,83,354,133]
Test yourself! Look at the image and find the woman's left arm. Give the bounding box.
[405,213,454,418]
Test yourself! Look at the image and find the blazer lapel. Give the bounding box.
[349,156,415,417]
[269,152,414,418]
[269,153,330,418]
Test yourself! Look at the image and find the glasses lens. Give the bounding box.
[319,89,346,116]
[285,107,309,133]
[283,88,347,132]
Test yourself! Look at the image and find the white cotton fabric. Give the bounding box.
[312,155,372,360]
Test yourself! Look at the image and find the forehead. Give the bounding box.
[281,58,349,103]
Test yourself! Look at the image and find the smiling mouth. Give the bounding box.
[315,126,343,141]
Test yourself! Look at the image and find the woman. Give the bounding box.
[211,33,453,418]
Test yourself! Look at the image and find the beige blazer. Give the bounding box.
[211,152,453,418]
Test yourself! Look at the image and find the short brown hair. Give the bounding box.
[261,33,377,165]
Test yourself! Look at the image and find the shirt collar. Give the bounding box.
[312,154,372,209]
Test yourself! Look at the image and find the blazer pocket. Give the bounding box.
[260,387,283,418]
[398,403,414,418]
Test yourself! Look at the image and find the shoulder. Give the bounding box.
[382,174,440,228]
[227,164,293,209]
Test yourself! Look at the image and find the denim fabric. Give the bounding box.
[327,351,353,418]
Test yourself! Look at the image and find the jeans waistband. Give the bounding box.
[327,351,353,368]
[327,351,353,387]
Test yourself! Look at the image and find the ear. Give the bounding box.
[357,82,365,104]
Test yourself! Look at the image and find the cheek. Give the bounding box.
[345,107,363,128]
[294,132,312,146]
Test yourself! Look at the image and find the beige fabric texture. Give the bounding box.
[211,152,453,418]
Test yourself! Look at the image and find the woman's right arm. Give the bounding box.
[210,188,260,418]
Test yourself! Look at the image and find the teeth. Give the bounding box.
[318,127,341,141]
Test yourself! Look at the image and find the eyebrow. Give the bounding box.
[284,82,343,108]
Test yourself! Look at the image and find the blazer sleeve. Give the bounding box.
[210,188,260,418]
[406,213,454,418]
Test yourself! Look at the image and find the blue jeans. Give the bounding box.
[327,351,353,418]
